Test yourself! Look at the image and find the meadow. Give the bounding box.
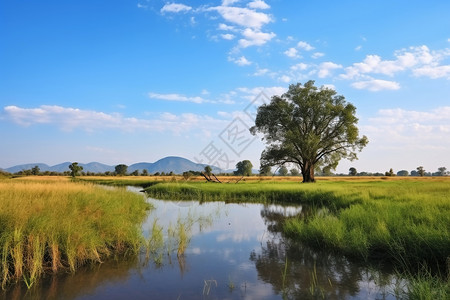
[3,175,448,297]
[83,175,450,271]
[86,175,449,298]
[0,176,150,289]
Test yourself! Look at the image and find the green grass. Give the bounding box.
[0,177,151,288]
[142,177,450,298]
[68,176,450,297]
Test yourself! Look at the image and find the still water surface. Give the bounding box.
[2,187,403,299]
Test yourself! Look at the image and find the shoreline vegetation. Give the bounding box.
[1,175,448,298]
[81,175,450,298]
[0,176,150,289]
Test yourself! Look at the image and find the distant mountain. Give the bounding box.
[129,156,222,174]
[3,156,222,174]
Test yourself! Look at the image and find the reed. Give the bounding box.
[0,177,150,288]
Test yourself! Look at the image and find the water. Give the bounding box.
[1,188,405,299]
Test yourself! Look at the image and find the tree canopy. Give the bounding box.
[69,162,83,178]
[115,164,128,176]
[234,160,253,176]
[251,81,368,182]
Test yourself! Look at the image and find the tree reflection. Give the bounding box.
[252,205,397,299]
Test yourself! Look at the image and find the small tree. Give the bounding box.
[397,170,409,176]
[115,164,128,176]
[417,166,425,177]
[31,165,40,176]
[142,169,149,176]
[385,168,395,176]
[234,160,253,176]
[131,170,139,176]
[183,171,193,180]
[69,162,83,178]
[349,167,357,176]
[438,167,447,176]
[204,166,212,176]
[278,166,288,176]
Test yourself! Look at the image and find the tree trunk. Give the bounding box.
[301,161,316,183]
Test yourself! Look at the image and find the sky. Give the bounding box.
[1,0,449,174]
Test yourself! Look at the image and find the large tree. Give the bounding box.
[251,81,368,183]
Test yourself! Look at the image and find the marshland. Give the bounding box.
[0,175,449,299]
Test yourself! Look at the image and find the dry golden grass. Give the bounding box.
[0,177,149,288]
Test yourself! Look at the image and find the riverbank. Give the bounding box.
[70,176,450,297]
[0,177,150,288]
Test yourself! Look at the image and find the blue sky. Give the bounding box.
[1,0,449,174]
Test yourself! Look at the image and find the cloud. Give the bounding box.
[317,62,343,78]
[218,23,235,31]
[208,6,272,29]
[311,52,325,59]
[2,105,228,134]
[238,28,275,48]
[221,33,235,40]
[366,106,450,148]
[290,63,309,71]
[161,3,192,13]
[284,47,299,58]
[342,45,450,79]
[253,68,269,76]
[297,41,314,51]
[413,65,450,79]
[351,79,400,91]
[229,55,252,66]
[247,0,270,10]
[148,92,205,103]
[279,75,291,83]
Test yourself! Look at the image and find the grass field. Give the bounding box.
[83,175,449,271]
[20,175,450,297]
[0,176,150,288]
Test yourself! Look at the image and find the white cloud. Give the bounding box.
[366,106,450,146]
[297,41,314,51]
[247,0,270,10]
[284,47,299,58]
[148,92,205,103]
[318,62,343,78]
[253,68,269,76]
[311,52,325,59]
[290,63,309,71]
[218,23,235,31]
[279,75,291,83]
[238,28,275,47]
[161,3,192,13]
[229,55,252,66]
[342,45,450,80]
[222,0,240,6]
[413,65,450,79]
[221,33,235,40]
[208,6,272,29]
[351,79,400,91]
[355,45,362,51]
[3,105,228,134]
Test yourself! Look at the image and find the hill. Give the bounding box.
[3,156,223,174]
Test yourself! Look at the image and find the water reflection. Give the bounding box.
[1,193,405,300]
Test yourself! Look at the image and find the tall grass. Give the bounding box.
[142,178,449,298]
[0,177,150,288]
